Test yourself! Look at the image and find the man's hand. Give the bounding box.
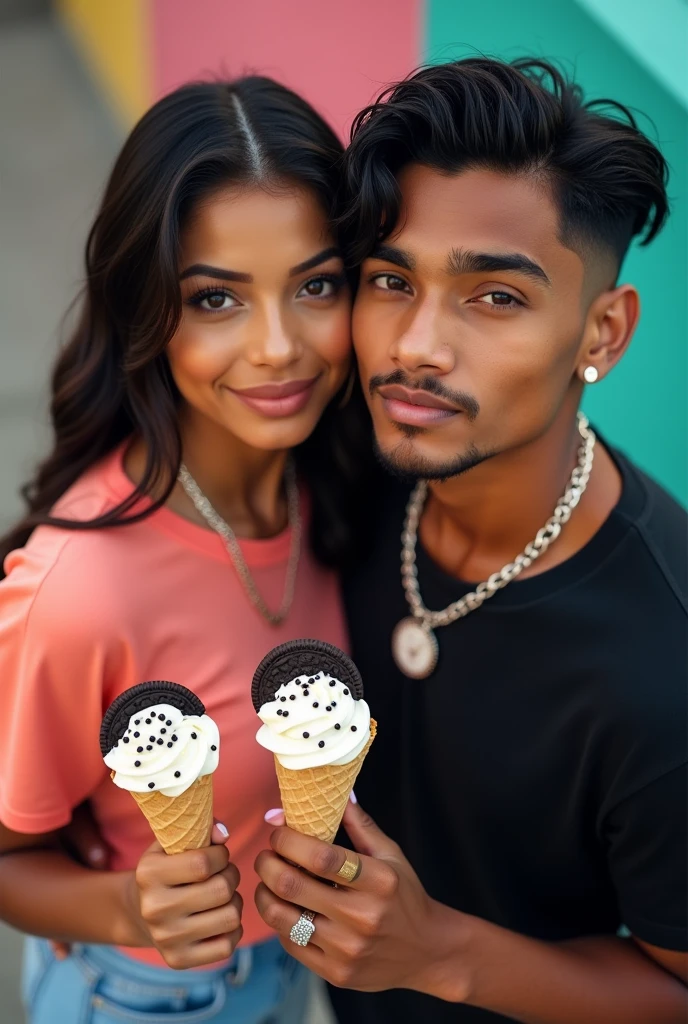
[254,799,466,997]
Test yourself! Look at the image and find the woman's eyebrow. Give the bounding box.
[179,263,252,283]
[289,246,341,277]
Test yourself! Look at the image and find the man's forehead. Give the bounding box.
[388,164,578,276]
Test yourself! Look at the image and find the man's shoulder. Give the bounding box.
[612,448,687,611]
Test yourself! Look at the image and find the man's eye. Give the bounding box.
[476,291,521,308]
[371,274,410,292]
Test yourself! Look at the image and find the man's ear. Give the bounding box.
[576,284,640,384]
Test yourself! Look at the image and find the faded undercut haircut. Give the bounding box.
[341,58,669,273]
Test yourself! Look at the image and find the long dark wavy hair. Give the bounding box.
[0,77,374,576]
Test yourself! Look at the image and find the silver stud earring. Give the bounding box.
[582,366,599,384]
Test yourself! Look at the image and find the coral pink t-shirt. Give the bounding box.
[0,446,348,965]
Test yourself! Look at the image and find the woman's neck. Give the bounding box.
[125,410,291,540]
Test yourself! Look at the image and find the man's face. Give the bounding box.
[353,165,591,480]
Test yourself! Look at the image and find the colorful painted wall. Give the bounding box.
[57,0,687,503]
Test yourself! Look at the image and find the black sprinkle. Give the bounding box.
[329,680,336,687]
[191,732,197,739]
[318,740,325,748]
[343,689,349,696]
[283,711,289,718]
[280,697,286,703]
[145,718,151,724]
[133,732,140,738]
[308,678,315,685]
[277,709,283,716]
[351,726,357,732]
[211,745,217,751]
[146,745,152,751]
[326,706,332,712]
[174,771,181,778]
[123,737,130,743]
[149,736,155,742]
[303,731,310,738]
[166,720,172,726]
[158,714,165,721]
[134,719,140,725]
[289,695,296,701]
[160,728,166,734]
[148,782,155,789]
[137,746,143,753]
[134,760,141,767]
[172,735,178,742]
[167,741,173,747]
[331,702,336,708]
[303,690,309,697]
[156,739,164,745]
[335,724,341,730]
[313,702,319,708]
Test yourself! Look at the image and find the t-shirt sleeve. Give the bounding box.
[605,763,688,951]
[0,539,120,834]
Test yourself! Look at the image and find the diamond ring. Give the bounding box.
[289,909,316,947]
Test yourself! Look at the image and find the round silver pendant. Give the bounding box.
[391,617,439,679]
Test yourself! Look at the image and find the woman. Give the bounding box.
[0,76,371,1022]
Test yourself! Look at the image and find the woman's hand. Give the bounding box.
[254,799,466,998]
[132,823,244,970]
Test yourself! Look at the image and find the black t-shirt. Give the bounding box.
[329,448,687,1024]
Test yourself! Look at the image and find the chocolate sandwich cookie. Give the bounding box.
[251,639,364,713]
[100,680,205,756]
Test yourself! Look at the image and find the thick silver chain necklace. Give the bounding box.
[177,459,301,626]
[392,413,596,679]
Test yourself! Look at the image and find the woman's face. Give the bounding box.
[168,183,351,451]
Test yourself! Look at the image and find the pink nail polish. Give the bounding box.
[216,822,229,838]
[349,790,358,805]
[264,808,284,823]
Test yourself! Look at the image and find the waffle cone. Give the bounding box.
[274,720,376,843]
[129,773,214,855]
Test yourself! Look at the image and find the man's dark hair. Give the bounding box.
[342,58,669,272]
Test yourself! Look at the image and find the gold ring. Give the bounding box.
[336,852,362,883]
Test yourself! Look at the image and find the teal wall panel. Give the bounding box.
[425,0,687,503]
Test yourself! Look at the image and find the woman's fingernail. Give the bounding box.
[264,808,284,824]
[216,822,229,838]
[349,790,358,805]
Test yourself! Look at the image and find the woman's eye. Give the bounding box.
[476,291,521,308]
[297,276,338,299]
[371,273,410,293]
[198,291,236,312]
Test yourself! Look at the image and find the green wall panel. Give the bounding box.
[425,0,687,503]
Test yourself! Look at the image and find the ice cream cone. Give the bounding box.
[129,772,214,854]
[274,719,376,843]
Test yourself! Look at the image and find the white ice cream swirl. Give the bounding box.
[104,703,219,797]
[256,672,371,770]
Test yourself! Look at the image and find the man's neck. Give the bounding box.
[419,411,622,584]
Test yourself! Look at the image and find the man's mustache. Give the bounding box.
[368,369,480,422]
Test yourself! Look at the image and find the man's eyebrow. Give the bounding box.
[369,244,416,272]
[289,246,342,277]
[446,247,551,285]
[179,263,252,283]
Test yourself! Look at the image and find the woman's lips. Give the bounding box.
[229,376,320,418]
[377,384,459,427]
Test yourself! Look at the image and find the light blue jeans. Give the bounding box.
[22,936,310,1024]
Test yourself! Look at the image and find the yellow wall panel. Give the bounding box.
[57,0,152,126]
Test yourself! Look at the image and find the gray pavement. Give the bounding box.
[0,14,332,1023]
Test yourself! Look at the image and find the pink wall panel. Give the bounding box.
[150,0,422,139]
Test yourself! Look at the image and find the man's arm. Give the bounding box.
[254,802,687,1024]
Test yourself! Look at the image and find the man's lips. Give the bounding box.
[376,384,460,426]
[229,375,320,418]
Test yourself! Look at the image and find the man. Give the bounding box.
[253,58,688,1022]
